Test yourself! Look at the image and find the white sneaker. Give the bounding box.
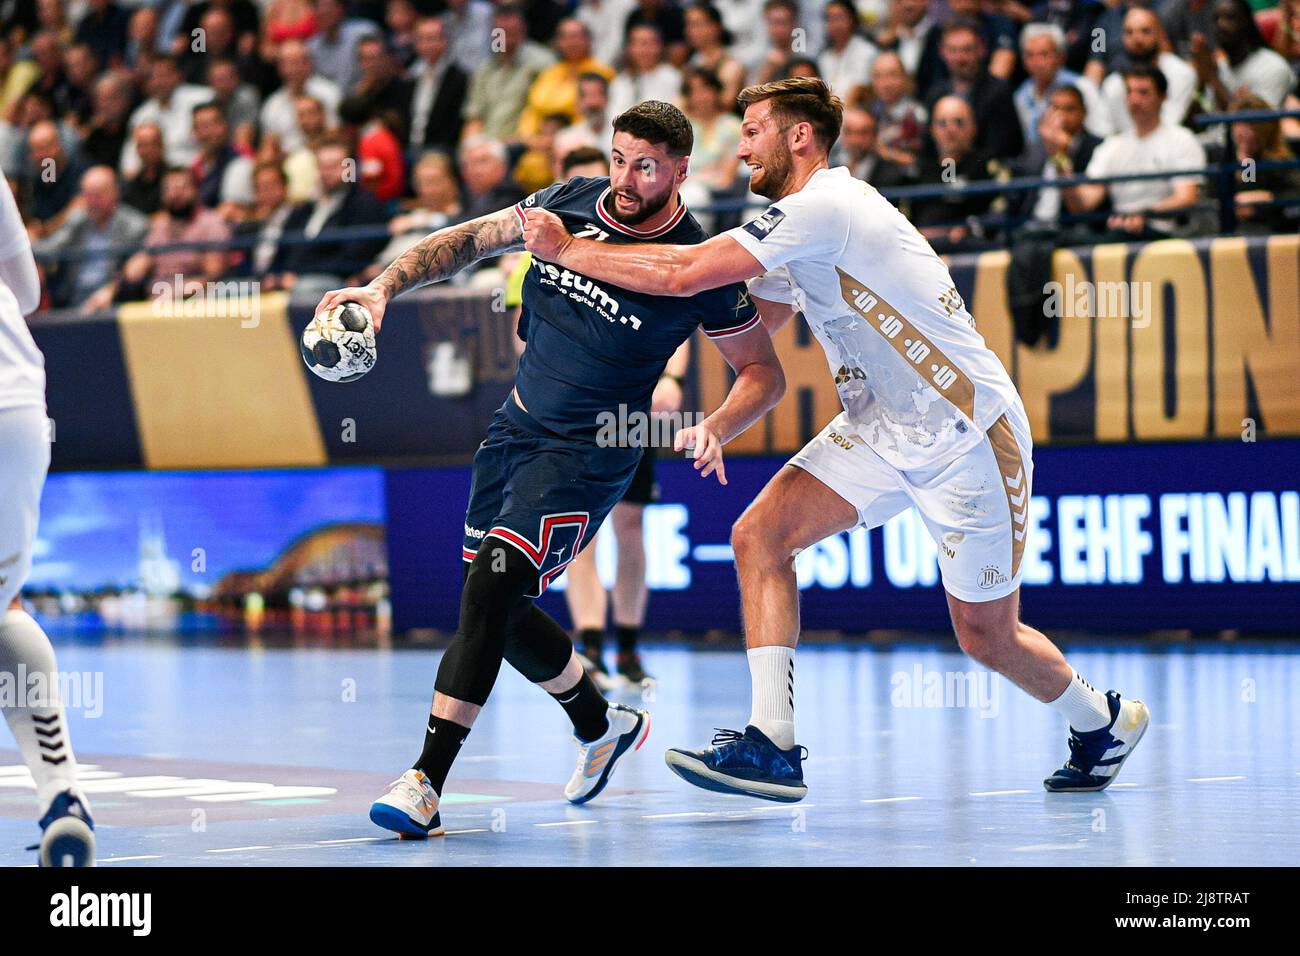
[369,769,444,837]
[564,703,650,804]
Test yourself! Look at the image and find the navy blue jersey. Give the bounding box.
[510,175,759,441]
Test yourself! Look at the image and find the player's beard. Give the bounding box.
[608,184,673,226]
[750,140,794,199]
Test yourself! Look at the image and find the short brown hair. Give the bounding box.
[738,76,843,153]
[611,100,694,157]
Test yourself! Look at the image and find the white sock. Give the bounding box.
[0,609,82,811]
[1048,669,1111,732]
[747,645,796,750]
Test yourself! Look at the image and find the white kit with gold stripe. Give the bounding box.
[727,165,1034,601]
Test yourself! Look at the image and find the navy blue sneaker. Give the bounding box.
[38,790,96,867]
[665,726,808,803]
[1044,690,1150,793]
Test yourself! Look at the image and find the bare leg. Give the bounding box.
[610,502,647,628]
[563,531,607,633]
[945,590,1072,702]
[731,465,859,650]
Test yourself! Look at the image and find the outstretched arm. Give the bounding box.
[523,207,765,298]
[314,207,524,331]
[676,324,785,485]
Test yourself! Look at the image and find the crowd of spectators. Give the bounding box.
[2,0,1298,310]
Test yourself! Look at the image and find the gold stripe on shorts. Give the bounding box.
[986,413,1028,578]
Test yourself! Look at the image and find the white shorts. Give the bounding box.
[0,406,50,608]
[789,404,1033,603]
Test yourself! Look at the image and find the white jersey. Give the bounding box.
[726,165,1020,471]
[0,176,46,414]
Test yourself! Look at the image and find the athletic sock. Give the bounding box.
[747,645,797,751]
[1048,669,1112,732]
[614,624,640,656]
[0,609,81,811]
[415,715,471,795]
[551,672,610,742]
[578,628,605,662]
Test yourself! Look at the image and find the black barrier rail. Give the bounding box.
[29,110,1300,272]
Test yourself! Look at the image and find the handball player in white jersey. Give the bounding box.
[0,176,95,863]
[523,78,1149,801]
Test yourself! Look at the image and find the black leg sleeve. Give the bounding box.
[433,536,541,706]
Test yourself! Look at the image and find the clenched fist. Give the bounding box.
[521,207,572,262]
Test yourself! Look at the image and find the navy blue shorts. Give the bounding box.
[462,398,641,596]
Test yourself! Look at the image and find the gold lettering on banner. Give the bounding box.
[970,249,1014,372]
[1211,235,1300,437]
[1090,243,1131,442]
[1130,240,1209,440]
[835,267,977,421]
[1015,247,1092,444]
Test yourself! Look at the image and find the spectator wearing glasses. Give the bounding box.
[910,95,1003,252]
[925,20,1024,160]
[1015,22,1109,146]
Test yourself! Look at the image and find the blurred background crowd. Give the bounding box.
[3,0,1298,312]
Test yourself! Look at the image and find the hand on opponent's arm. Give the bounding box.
[522,207,764,297]
[315,206,524,332]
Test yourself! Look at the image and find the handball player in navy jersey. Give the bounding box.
[315,101,785,836]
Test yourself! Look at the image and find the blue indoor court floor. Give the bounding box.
[1,640,1297,867]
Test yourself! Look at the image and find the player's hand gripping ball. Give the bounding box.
[300,300,378,382]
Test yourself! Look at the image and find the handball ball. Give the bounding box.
[301,301,378,383]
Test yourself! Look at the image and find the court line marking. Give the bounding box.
[1013,843,1085,852]
[534,820,599,828]
[99,855,164,863]
[1187,775,1247,783]
[969,789,1032,797]
[444,828,489,834]
[861,796,923,804]
[643,811,711,819]
[207,845,273,853]
[316,837,390,845]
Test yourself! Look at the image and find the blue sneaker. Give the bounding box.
[665,726,808,803]
[38,790,96,867]
[1044,690,1150,793]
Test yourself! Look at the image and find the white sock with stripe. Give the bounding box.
[0,609,82,811]
[1048,669,1111,732]
[747,645,796,750]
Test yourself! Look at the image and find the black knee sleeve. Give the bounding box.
[503,606,576,683]
[434,537,541,705]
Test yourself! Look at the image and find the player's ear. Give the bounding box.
[676,156,689,184]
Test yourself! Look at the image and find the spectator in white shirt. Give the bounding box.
[1066,64,1207,239]
[575,0,639,67]
[1190,0,1295,110]
[818,0,878,107]
[607,24,683,120]
[1100,8,1197,134]
[121,54,212,175]
[260,39,341,155]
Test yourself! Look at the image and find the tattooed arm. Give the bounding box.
[313,207,524,333]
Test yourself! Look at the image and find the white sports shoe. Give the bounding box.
[564,703,651,804]
[369,769,444,837]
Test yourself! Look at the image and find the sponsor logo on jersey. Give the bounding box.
[742,206,786,240]
[978,566,1008,590]
[529,258,643,330]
